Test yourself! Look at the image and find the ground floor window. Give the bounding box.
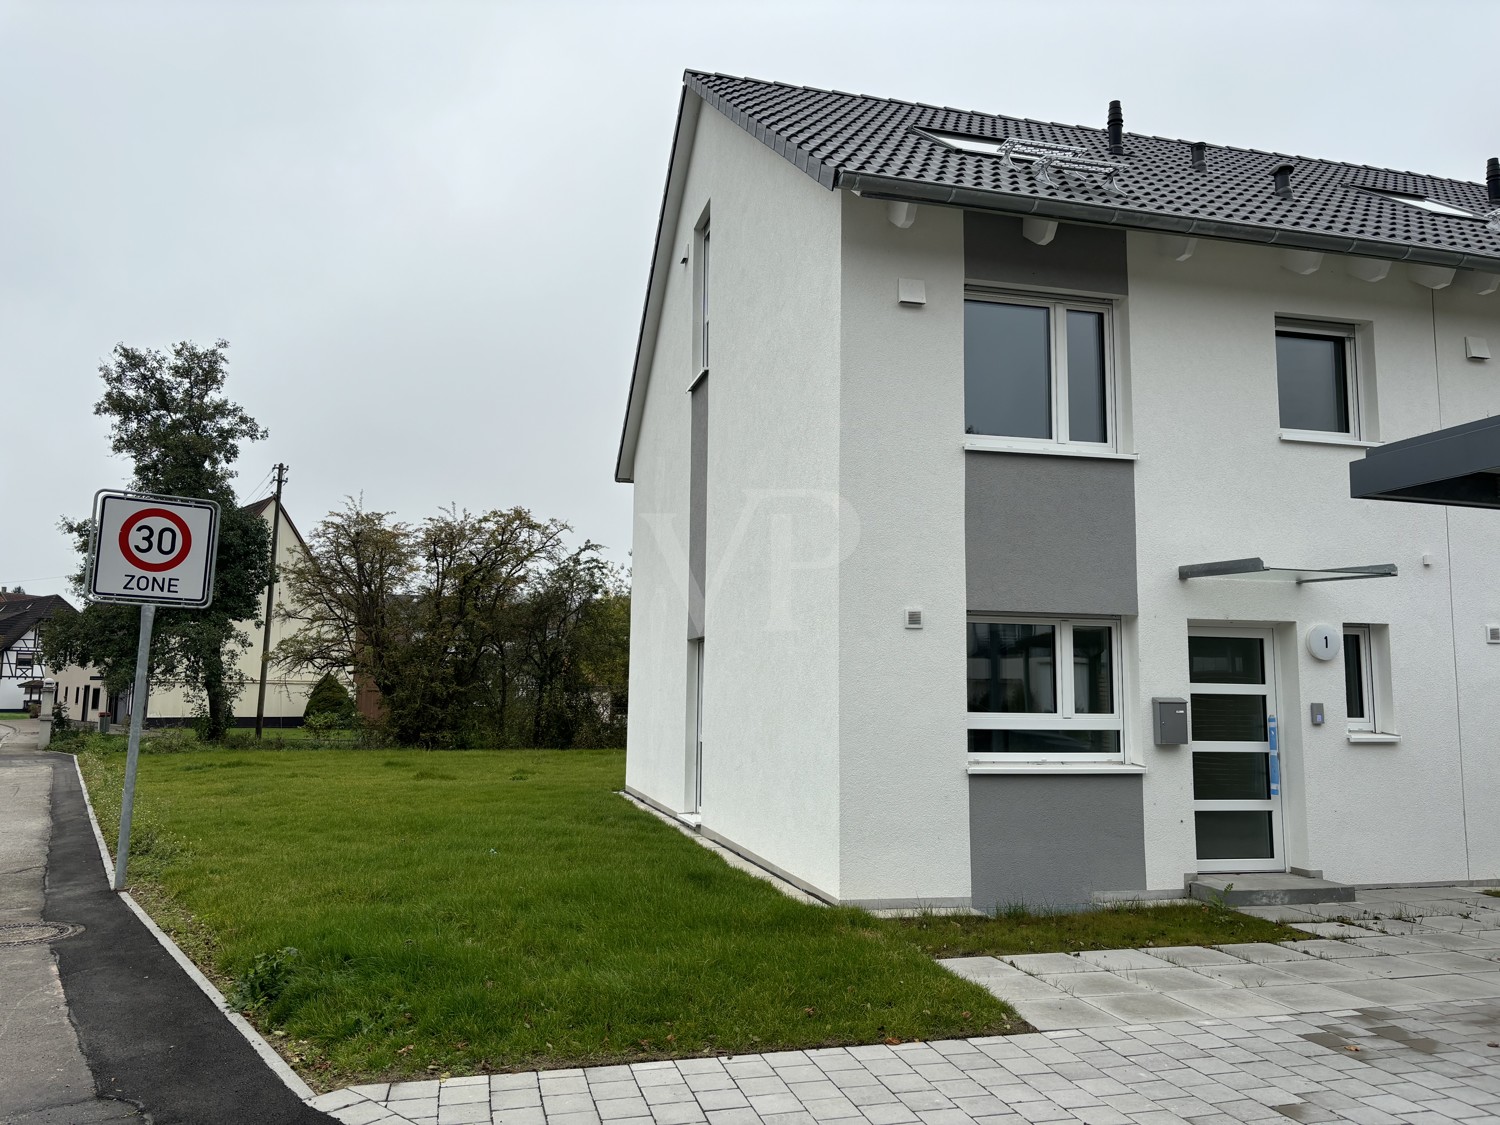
[967,616,1123,761]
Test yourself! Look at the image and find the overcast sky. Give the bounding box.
[4,0,1497,600]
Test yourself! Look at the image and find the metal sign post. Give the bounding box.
[87,490,219,891]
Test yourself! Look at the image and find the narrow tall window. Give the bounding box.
[700,228,710,372]
[1343,625,1375,732]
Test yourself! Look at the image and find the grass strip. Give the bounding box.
[74,741,1020,1087]
[894,901,1306,958]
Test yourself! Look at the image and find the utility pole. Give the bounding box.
[254,463,287,739]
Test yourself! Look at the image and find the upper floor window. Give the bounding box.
[1276,320,1359,437]
[965,294,1114,451]
[694,219,711,377]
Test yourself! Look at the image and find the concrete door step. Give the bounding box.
[1189,873,1355,906]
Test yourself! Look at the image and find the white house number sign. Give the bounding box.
[89,491,220,608]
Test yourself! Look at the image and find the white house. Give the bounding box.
[0,591,78,713]
[616,72,1500,909]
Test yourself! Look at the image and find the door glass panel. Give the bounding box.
[1196,811,1275,860]
[1190,693,1267,742]
[964,301,1051,439]
[1066,310,1107,443]
[967,623,1055,713]
[1188,636,1265,684]
[1072,625,1113,714]
[969,729,1121,755]
[1193,753,1271,800]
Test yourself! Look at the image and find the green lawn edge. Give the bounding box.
[72,742,1024,1088]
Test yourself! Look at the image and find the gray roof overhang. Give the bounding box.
[1350,414,1500,508]
[838,172,1500,275]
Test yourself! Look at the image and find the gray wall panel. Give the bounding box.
[964,214,1128,295]
[966,453,1137,615]
[969,775,1146,910]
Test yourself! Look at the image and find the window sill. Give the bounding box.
[1278,430,1381,448]
[1346,732,1400,744]
[967,762,1146,776]
[963,439,1138,461]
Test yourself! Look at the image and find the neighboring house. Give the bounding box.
[142,496,326,727]
[0,591,85,713]
[616,71,1500,909]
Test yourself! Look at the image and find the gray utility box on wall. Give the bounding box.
[1152,697,1189,746]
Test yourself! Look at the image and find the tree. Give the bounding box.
[41,341,272,740]
[275,501,629,748]
[303,672,356,725]
[272,498,415,715]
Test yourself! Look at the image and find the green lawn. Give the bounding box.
[0,710,29,720]
[77,744,1021,1086]
[893,901,1305,958]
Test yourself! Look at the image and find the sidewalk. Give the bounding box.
[0,720,338,1124]
[312,888,1500,1125]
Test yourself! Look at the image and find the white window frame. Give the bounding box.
[1343,625,1376,733]
[967,615,1125,763]
[1275,318,1361,441]
[964,290,1118,454]
[692,214,711,381]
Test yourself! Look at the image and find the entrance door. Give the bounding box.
[1188,629,1284,873]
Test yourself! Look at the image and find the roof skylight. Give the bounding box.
[1356,186,1477,219]
[919,130,1128,196]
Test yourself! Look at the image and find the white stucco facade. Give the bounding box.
[621,88,1500,907]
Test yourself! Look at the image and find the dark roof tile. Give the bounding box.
[686,71,1500,269]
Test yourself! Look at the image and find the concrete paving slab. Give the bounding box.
[1237,985,1366,1014]
[1039,972,1151,997]
[1165,989,1296,1019]
[1009,998,1125,1031]
[967,972,1074,1002]
[1083,992,1211,1022]
[1147,946,1254,967]
[1311,978,1448,1006]
[1074,949,1181,972]
[1003,953,1105,975]
[1215,943,1316,964]
[1401,951,1500,974]
[1289,922,1381,938]
[1394,973,1500,1001]
[1189,963,1304,988]
[1106,967,1228,992]
[1268,958,1385,985]
[1344,936,1451,955]
[1280,939,1384,959]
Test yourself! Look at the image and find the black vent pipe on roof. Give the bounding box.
[1487,157,1500,205]
[1272,163,1294,200]
[1106,100,1124,155]
[1190,141,1207,172]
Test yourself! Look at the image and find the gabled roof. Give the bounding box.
[0,594,75,654]
[616,71,1500,482]
[242,496,310,555]
[686,71,1500,268]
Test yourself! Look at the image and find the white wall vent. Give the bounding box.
[1487,625,1500,644]
[905,608,924,629]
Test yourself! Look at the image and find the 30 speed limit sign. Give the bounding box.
[89,491,220,608]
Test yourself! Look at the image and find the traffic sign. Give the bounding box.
[89,491,219,608]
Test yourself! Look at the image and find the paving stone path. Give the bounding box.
[311,887,1500,1125]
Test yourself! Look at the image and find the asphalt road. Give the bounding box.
[1,723,337,1124]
